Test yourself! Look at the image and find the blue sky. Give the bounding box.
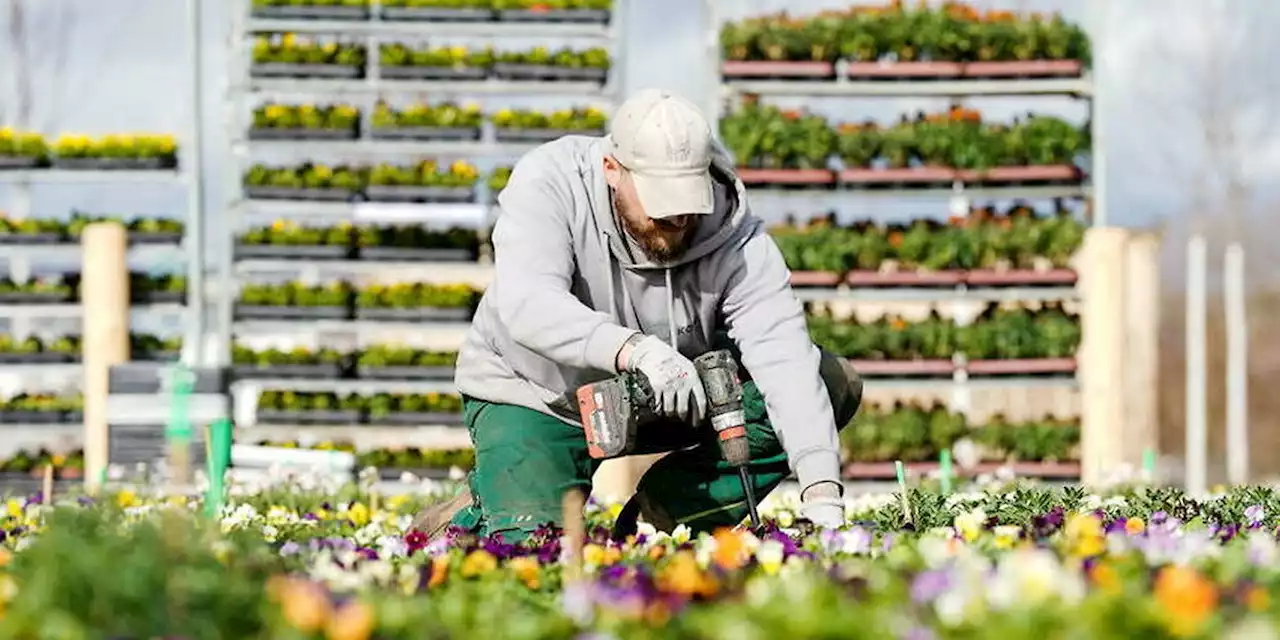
[1,0,1278,286]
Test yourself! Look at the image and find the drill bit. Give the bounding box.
[739,466,761,529]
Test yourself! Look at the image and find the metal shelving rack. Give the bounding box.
[704,1,1098,480]
[216,0,628,442]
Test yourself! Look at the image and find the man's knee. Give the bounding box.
[818,349,863,428]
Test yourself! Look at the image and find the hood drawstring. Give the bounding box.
[664,268,678,350]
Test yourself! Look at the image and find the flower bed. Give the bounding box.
[251,34,367,78]
[492,106,608,142]
[720,2,1090,79]
[722,102,1087,181]
[0,392,82,424]
[369,101,483,141]
[353,283,479,321]
[773,204,1084,283]
[254,390,463,425]
[7,479,1280,638]
[249,102,361,140]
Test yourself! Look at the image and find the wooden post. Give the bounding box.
[81,222,130,494]
[1079,227,1129,486]
[1123,232,1161,471]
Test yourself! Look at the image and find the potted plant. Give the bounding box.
[378,43,493,80]
[368,100,484,141]
[365,392,463,426]
[719,101,836,185]
[355,224,480,262]
[0,215,66,245]
[364,159,479,203]
[63,212,186,245]
[493,46,611,82]
[235,281,354,320]
[250,0,373,21]
[379,0,495,23]
[129,272,187,304]
[492,106,607,142]
[231,343,349,379]
[242,163,366,201]
[493,0,611,24]
[353,282,478,321]
[248,102,362,140]
[355,344,457,379]
[256,390,364,425]
[251,33,368,79]
[0,392,79,424]
[131,333,183,361]
[0,334,78,364]
[51,134,178,170]
[0,275,75,304]
[0,128,50,169]
[234,220,355,260]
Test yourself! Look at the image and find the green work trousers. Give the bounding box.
[449,349,861,540]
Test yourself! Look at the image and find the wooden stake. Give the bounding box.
[42,465,54,506]
[562,488,586,583]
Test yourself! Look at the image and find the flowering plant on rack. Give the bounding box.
[355,344,458,368]
[252,33,367,67]
[251,103,360,132]
[495,45,611,69]
[0,334,80,363]
[238,220,352,247]
[378,43,494,69]
[719,2,1090,65]
[355,224,482,255]
[243,163,366,192]
[0,127,49,166]
[256,390,463,423]
[237,281,354,307]
[65,212,185,242]
[370,101,484,130]
[367,160,480,188]
[51,134,178,169]
[492,0,613,9]
[232,344,347,367]
[491,107,607,132]
[354,282,479,310]
[488,166,511,193]
[0,276,75,303]
[719,101,835,170]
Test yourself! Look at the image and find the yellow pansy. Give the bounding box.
[460,550,497,578]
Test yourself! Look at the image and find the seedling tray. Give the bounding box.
[358,246,473,262]
[248,127,360,141]
[492,63,608,82]
[234,304,350,320]
[364,185,474,203]
[494,127,604,142]
[250,5,370,20]
[135,350,181,363]
[380,65,488,81]
[0,291,73,304]
[356,364,455,380]
[379,6,494,21]
[0,156,42,170]
[0,232,65,245]
[369,126,482,141]
[251,63,364,79]
[243,186,357,201]
[128,231,185,245]
[0,410,72,424]
[132,290,186,304]
[0,352,75,364]
[496,8,609,23]
[53,157,175,170]
[232,363,347,380]
[256,408,362,426]
[365,411,463,426]
[354,306,472,322]
[234,243,352,260]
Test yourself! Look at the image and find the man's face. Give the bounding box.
[604,156,697,263]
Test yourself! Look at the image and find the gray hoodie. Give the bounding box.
[453,135,841,491]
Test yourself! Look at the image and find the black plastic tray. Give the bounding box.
[492,63,608,82]
[52,157,176,170]
[354,306,472,322]
[496,8,609,23]
[356,364,455,380]
[0,352,75,364]
[0,410,72,424]
[364,185,474,203]
[133,290,187,304]
[380,66,488,81]
[0,232,65,245]
[243,185,357,201]
[232,363,347,380]
[379,6,493,21]
[248,127,360,141]
[107,363,229,394]
[256,408,362,425]
[369,126,481,141]
[0,291,73,304]
[365,411,463,426]
[358,246,473,262]
[494,127,605,142]
[0,156,42,170]
[128,231,185,245]
[234,304,350,320]
[251,63,364,79]
[234,243,352,260]
[251,5,370,20]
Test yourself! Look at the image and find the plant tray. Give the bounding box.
[496,8,609,23]
[64,410,83,423]
[354,306,472,322]
[844,270,966,287]
[380,6,494,21]
[234,304,350,320]
[250,5,370,20]
[964,269,1078,286]
[133,290,186,304]
[128,231,185,245]
[366,411,463,426]
[846,359,955,376]
[380,65,488,81]
[136,350,181,363]
[232,363,346,380]
[52,157,175,170]
[243,185,356,201]
[961,60,1083,78]
[0,156,42,170]
[0,410,71,424]
[0,352,75,364]
[965,358,1077,375]
[492,63,608,82]
[364,185,474,203]
[369,126,482,141]
[721,60,835,79]
[247,127,359,141]
[358,246,473,262]
[953,165,1082,183]
[234,243,352,260]
[736,168,835,186]
[0,291,72,304]
[256,408,362,426]
[845,61,964,79]
[838,166,957,185]
[788,271,843,287]
[493,127,605,142]
[0,232,65,245]
[250,63,364,79]
[356,364,455,380]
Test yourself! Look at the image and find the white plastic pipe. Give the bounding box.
[230,445,356,471]
[1225,243,1248,484]
[1185,236,1208,495]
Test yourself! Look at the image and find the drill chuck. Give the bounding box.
[694,350,751,468]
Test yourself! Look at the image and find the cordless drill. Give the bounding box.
[575,349,762,528]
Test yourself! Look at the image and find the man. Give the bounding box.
[416,88,862,541]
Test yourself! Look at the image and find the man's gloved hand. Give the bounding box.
[798,481,845,528]
[621,335,707,424]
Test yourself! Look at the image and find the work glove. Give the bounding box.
[622,334,707,425]
[798,481,845,529]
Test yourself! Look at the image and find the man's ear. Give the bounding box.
[602,155,623,189]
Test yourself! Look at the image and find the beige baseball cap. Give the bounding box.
[607,88,715,219]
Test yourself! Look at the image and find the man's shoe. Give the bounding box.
[411,486,472,539]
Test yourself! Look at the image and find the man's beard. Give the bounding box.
[614,190,694,263]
